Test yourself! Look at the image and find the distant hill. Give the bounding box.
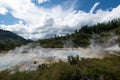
[0,29,32,51]
[37,19,120,48]
[0,29,26,41]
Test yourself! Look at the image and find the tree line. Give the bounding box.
[38,19,120,48]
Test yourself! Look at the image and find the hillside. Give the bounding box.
[0,29,31,51]
[0,29,27,41]
[38,19,120,48]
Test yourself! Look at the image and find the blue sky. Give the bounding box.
[0,0,120,25]
[33,0,120,10]
[0,0,120,39]
[34,0,120,12]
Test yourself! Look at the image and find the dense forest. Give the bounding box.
[0,55,120,80]
[38,19,120,48]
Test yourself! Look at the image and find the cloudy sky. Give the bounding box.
[0,0,120,40]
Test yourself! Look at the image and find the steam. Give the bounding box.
[0,45,100,70]
[0,35,120,71]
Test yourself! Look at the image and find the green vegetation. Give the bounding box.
[0,19,120,80]
[0,29,32,51]
[0,19,120,51]
[0,55,120,80]
[38,19,120,48]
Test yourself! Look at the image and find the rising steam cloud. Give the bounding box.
[0,35,120,71]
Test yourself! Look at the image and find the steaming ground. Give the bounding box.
[0,43,120,71]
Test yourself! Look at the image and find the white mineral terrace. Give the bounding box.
[0,44,120,71]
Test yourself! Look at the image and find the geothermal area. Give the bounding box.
[0,40,120,72]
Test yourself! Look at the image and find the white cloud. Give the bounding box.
[0,0,120,40]
[37,0,49,4]
[0,7,8,15]
[90,2,100,14]
[0,1,8,15]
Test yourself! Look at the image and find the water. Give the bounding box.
[0,44,119,70]
[0,47,91,70]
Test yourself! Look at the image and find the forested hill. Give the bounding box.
[0,29,31,51]
[0,19,120,51]
[38,19,120,48]
[0,29,26,41]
